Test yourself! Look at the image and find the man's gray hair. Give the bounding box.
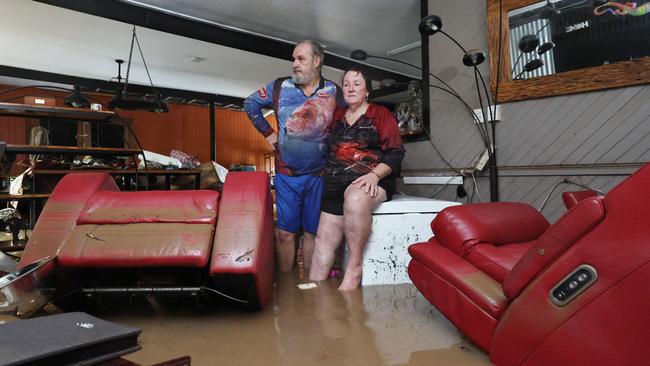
[297,39,325,69]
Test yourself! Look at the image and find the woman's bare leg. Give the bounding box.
[309,212,345,281]
[339,186,386,291]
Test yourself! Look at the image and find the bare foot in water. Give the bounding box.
[338,265,362,291]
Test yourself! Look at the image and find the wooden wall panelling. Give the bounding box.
[214,109,276,172]
[181,104,210,163]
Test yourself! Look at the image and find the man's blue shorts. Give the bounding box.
[274,173,323,234]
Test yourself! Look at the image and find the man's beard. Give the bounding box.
[292,68,316,85]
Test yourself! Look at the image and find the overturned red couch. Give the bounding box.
[19,171,274,310]
[408,164,650,366]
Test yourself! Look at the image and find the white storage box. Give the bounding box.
[352,194,461,286]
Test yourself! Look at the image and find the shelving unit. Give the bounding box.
[0,102,200,234]
[370,89,426,142]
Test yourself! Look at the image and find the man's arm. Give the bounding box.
[243,80,277,147]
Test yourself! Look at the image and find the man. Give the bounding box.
[244,40,344,272]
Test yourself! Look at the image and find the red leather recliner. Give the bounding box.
[19,171,274,310]
[408,164,650,366]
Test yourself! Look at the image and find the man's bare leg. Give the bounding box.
[339,186,386,291]
[276,229,297,272]
[310,212,345,281]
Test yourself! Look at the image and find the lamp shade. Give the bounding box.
[108,26,168,113]
[350,49,368,60]
[64,85,90,108]
[518,34,540,53]
[523,59,544,72]
[108,90,158,111]
[462,49,486,66]
[419,15,442,36]
[537,42,555,55]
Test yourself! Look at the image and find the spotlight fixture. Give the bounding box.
[514,59,545,80]
[518,34,540,53]
[511,36,553,76]
[523,59,544,72]
[418,15,442,36]
[64,85,90,108]
[462,49,486,67]
[537,41,555,55]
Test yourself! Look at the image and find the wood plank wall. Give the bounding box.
[215,109,277,172]
[0,85,276,176]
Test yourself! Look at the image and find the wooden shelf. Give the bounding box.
[5,145,142,156]
[0,193,50,200]
[0,239,27,253]
[0,102,115,122]
[33,169,201,175]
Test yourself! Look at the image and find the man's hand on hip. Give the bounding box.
[266,133,278,150]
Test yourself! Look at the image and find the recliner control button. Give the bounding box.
[549,265,598,306]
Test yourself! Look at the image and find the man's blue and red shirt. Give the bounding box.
[244,77,344,176]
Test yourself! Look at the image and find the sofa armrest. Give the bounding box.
[503,197,605,300]
[431,202,550,257]
[210,172,274,309]
[562,190,599,210]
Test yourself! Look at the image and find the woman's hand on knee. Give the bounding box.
[352,173,380,197]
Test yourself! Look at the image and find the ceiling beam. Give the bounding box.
[34,0,416,85]
[0,65,247,107]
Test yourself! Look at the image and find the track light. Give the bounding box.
[107,26,168,113]
[64,85,90,108]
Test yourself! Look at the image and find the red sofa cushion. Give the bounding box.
[77,190,220,225]
[503,197,606,300]
[59,189,220,268]
[466,241,534,283]
[408,241,508,319]
[431,202,549,258]
[58,223,215,267]
[19,173,119,267]
[562,190,599,210]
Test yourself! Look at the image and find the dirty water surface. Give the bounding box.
[97,272,493,366]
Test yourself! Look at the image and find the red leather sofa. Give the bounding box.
[408,164,650,365]
[19,171,274,310]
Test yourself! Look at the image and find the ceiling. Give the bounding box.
[1,0,424,101]
[121,0,424,76]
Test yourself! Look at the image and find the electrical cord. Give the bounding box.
[201,286,249,304]
[470,170,484,202]
[439,30,496,130]
[538,178,604,212]
[428,83,491,153]
[429,175,462,198]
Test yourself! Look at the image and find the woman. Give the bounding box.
[310,66,405,290]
